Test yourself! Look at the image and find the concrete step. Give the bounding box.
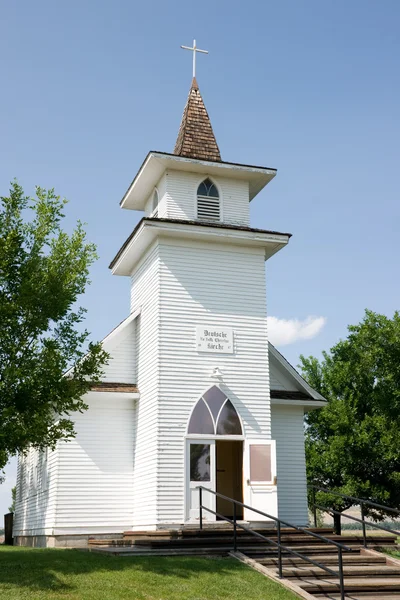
[133,536,272,546]
[88,546,233,556]
[259,554,386,567]
[127,533,395,543]
[246,545,362,556]
[282,565,400,578]
[299,577,400,593]
[130,535,396,547]
[179,527,335,538]
[314,594,400,599]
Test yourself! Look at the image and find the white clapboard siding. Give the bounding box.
[13,446,59,537]
[269,354,299,391]
[101,320,136,383]
[157,238,270,524]
[53,395,135,532]
[164,170,250,226]
[130,242,160,527]
[271,405,309,525]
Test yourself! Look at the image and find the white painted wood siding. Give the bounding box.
[271,405,309,525]
[13,446,59,537]
[130,243,161,527]
[101,321,136,383]
[51,394,135,533]
[164,170,250,226]
[157,238,270,524]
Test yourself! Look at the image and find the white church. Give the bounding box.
[13,66,327,547]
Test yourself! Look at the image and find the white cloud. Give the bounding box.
[267,315,327,346]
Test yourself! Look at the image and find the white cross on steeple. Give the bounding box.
[180,39,208,78]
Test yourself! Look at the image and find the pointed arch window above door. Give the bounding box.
[197,178,220,222]
[188,386,242,435]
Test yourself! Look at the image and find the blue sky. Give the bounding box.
[1,0,399,515]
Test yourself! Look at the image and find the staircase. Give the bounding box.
[89,527,400,598]
[89,525,327,556]
[244,536,400,599]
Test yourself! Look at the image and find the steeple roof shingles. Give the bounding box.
[174,78,221,162]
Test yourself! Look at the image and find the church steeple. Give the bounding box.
[174,77,222,162]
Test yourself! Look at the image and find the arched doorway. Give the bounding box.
[186,386,244,522]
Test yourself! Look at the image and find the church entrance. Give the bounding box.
[185,386,245,522]
[216,440,243,520]
[186,438,244,522]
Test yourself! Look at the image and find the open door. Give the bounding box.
[186,440,216,522]
[243,440,277,521]
[216,440,243,519]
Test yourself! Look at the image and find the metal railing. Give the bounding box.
[309,484,400,547]
[198,486,352,600]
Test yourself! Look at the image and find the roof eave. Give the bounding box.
[120,151,277,210]
[110,218,291,276]
[270,398,328,411]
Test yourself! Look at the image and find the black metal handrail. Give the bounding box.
[309,484,400,547]
[198,486,351,600]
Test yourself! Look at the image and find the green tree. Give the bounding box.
[0,181,108,475]
[300,310,400,533]
[8,486,16,513]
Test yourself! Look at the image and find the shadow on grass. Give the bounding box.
[0,547,248,594]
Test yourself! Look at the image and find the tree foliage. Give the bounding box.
[300,310,400,523]
[0,182,108,473]
[8,486,16,513]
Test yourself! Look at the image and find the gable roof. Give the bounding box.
[268,342,327,408]
[174,78,221,162]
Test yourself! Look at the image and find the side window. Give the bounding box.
[197,178,220,222]
[40,448,49,492]
[152,189,159,217]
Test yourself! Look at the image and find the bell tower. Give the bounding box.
[109,56,291,528]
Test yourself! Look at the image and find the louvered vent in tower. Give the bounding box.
[197,178,220,222]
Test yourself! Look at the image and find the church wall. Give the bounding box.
[51,394,135,534]
[101,320,136,383]
[164,169,250,226]
[156,238,270,524]
[271,405,309,525]
[130,242,161,527]
[13,446,59,540]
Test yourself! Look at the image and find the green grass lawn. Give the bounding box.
[385,548,400,560]
[0,546,298,600]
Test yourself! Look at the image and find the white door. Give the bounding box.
[186,440,216,522]
[243,440,278,521]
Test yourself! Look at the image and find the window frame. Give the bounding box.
[195,177,223,222]
[186,386,244,439]
[151,187,159,217]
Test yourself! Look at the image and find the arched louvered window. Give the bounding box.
[197,178,220,222]
[188,386,242,435]
[152,189,159,217]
